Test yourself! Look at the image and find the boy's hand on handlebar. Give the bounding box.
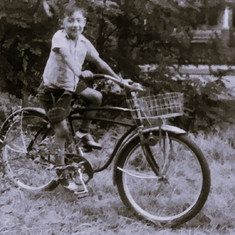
[80,70,93,80]
[121,78,145,91]
[122,78,133,85]
[130,82,145,91]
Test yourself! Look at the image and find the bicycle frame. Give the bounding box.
[68,105,186,175]
[68,106,137,172]
[0,70,187,186]
[1,105,186,177]
[0,105,136,163]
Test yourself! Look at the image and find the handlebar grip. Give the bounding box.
[92,74,145,92]
[93,74,106,80]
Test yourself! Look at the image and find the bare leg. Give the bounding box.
[53,119,69,165]
[53,120,80,192]
[79,88,102,132]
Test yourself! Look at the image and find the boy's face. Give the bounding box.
[62,10,86,40]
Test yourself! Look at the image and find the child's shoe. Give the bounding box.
[75,131,102,149]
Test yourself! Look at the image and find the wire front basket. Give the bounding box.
[127,92,184,120]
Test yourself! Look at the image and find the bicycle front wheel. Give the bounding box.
[2,109,57,191]
[116,131,210,227]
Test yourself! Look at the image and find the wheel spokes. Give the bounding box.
[117,166,160,179]
[120,136,204,223]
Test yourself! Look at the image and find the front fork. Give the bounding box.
[137,120,172,178]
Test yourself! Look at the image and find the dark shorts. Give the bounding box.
[38,85,63,110]
[37,81,88,123]
[37,81,88,109]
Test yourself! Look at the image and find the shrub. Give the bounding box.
[0,92,21,121]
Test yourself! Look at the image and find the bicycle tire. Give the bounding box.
[1,109,58,190]
[115,131,210,227]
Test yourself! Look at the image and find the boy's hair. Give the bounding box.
[60,2,88,19]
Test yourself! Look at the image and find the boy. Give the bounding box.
[38,2,127,191]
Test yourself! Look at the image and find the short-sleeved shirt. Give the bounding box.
[43,30,99,92]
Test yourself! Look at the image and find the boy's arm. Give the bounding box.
[92,57,122,82]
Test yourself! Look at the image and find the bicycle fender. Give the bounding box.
[113,125,186,185]
[161,124,186,134]
[0,107,46,133]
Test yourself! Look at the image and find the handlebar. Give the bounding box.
[92,74,145,92]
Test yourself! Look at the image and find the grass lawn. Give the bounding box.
[1,125,235,235]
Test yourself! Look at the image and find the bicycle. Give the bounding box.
[0,74,211,227]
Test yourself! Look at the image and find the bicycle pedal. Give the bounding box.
[73,190,89,198]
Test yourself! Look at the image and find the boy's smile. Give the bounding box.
[62,10,86,40]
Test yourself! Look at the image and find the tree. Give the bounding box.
[0,0,233,131]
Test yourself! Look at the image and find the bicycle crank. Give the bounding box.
[65,153,94,183]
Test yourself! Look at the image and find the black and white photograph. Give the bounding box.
[0,0,234,234]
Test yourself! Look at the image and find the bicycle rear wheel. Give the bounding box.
[116,131,210,227]
[2,109,58,190]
